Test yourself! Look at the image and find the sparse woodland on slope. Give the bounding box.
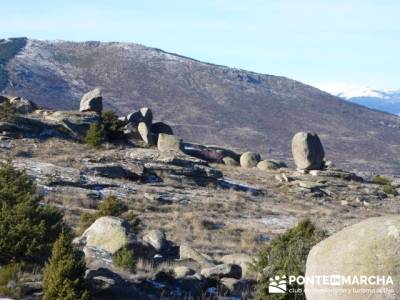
[0,89,399,299]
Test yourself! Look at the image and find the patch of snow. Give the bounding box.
[315,83,400,102]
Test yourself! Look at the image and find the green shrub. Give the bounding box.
[97,194,127,216]
[0,101,17,122]
[372,175,391,185]
[42,232,90,300]
[0,163,63,264]
[252,219,327,300]
[382,184,398,196]
[84,123,104,148]
[101,111,125,141]
[0,263,21,297]
[371,176,397,196]
[79,195,127,232]
[113,247,135,272]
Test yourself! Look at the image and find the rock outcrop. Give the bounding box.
[138,122,153,145]
[305,215,400,300]
[292,132,325,170]
[79,88,103,114]
[75,216,134,254]
[9,96,37,114]
[257,159,286,171]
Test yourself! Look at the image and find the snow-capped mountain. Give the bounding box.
[316,83,400,115]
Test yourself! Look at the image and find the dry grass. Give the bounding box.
[4,137,400,261]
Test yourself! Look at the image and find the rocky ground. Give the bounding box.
[1,92,400,299]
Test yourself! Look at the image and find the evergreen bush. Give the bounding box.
[84,123,104,148]
[252,219,326,300]
[101,111,125,141]
[0,163,63,264]
[42,232,90,300]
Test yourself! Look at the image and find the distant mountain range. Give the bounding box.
[317,83,400,115]
[2,38,400,174]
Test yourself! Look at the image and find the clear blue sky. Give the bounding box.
[2,0,399,88]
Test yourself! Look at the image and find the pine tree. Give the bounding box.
[101,111,125,141]
[42,232,90,300]
[0,163,63,264]
[84,123,104,148]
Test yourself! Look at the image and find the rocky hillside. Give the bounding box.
[2,38,400,175]
[1,92,400,299]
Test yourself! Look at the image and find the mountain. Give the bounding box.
[317,83,400,115]
[2,38,400,174]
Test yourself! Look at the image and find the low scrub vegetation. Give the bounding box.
[252,219,327,300]
[382,184,398,196]
[371,175,398,196]
[0,263,21,297]
[371,175,391,185]
[113,247,136,272]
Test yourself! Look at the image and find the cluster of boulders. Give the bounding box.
[73,216,253,298]
[78,88,174,147]
[78,89,329,173]
[1,89,331,176]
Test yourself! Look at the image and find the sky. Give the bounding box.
[1,0,399,89]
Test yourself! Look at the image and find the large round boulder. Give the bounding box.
[305,215,400,300]
[79,88,103,114]
[240,152,261,168]
[291,132,324,170]
[76,216,134,254]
